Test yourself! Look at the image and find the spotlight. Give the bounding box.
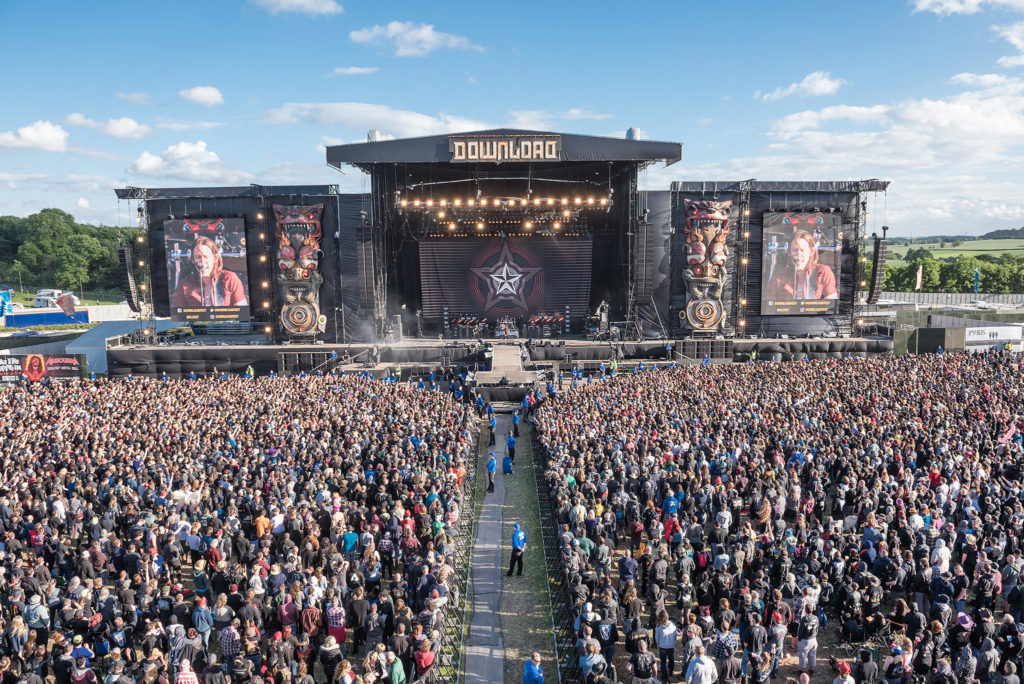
[259,255,267,262]
[740,299,747,306]
[561,198,569,205]
[264,326,272,334]
[467,199,475,206]
[533,199,541,206]
[413,200,420,207]
[860,280,867,287]
[546,199,554,206]
[262,281,269,288]
[587,197,595,205]
[137,260,144,267]
[738,319,746,327]
[259,232,265,241]
[454,199,462,206]
[448,222,456,230]
[574,197,582,205]
[524,221,533,229]
[741,258,748,265]
[256,211,264,220]
[562,210,570,217]
[262,301,270,309]
[136,235,144,243]
[744,209,750,216]
[439,199,447,206]
[476,222,484,230]
[600,198,608,206]
[426,199,434,207]
[743,231,750,238]
[400,200,408,207]
[553,221,561,229]
[857,318,864,326]
[139,283,147,291]
[438,211,446,219]
[521,199,528,207]
[480,199,488,206]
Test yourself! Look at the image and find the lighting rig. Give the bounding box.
[393,192,612,235]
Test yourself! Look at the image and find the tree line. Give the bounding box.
[881,252,1024,294]
[0,209,141,292]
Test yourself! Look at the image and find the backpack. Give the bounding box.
[94,636,110,657]
[697,552,709,568]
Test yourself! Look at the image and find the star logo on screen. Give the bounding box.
[471,242,540,310]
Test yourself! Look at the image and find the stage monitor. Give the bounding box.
[419,236,592,319]
[164,218,250,322]
[760,212,843,316]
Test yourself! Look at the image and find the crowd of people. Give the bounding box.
[534,350,1024,684]
[0,373,477,684]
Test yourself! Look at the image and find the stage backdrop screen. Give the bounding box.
[760,212,843,316]
[419,237,593,318]
[165,218,250,322]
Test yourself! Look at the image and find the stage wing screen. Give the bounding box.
[760,212,843,316]
[419,236,593,318]
[165,218,250,322]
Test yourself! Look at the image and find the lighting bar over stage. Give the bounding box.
[394,193,612,233]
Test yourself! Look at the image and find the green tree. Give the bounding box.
[16,208,77,280]
[940,256,982,293]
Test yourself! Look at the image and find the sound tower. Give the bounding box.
[867,235,888,304]
[118,246,141,313]
[631,221,655,300]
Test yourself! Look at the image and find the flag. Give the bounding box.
[974,267,980,294]
[915,264,923,291]
[56,292,76,317]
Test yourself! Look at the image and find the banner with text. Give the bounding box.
[0,354,84,383]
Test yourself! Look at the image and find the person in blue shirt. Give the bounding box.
[522,652,544,684]
[486,453,496,493]
[506,433,517,461]
[476,395,485,417]
[508,522,526,576]
[489,415,497,446]
[512,409,521,437]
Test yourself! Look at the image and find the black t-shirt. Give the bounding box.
[630,651,656,679]
[746,624,767,655]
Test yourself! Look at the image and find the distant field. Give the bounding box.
[887,238,1024,262]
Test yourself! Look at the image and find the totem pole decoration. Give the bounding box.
[682,199,732,332]
[274,204,324,335]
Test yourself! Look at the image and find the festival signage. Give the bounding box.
[449,134,561,163]
[0,354,84,383]
[965,326,1022,344]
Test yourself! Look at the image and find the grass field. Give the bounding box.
[887,238,1024,264]
[499,424,557,684]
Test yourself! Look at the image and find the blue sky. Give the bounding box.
[2,0,1024,236]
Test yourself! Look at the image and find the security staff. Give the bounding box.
[508,523,526,576]
[506,433,517,462]
[486,453,497,493]
[512,409,521,437]
[489,415,497,446]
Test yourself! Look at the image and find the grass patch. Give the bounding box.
[499,424,557,684]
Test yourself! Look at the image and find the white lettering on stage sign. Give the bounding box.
[449,135,561,163]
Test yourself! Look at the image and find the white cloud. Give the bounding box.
[912,0,1024,15]
[994,21,1024,66]
[117,91,154,105]
[329,66,378,76]
[127,141,253,184]
[64,113,152,139]
[350,21,482,57]
[507,110,556,130]
[178,86,224,107]
[950,72,1010,86]
[251,0,342,14]
[760,71,845,101]
[156,120,225,131]
[265,102,488,137]
[76,197,90,210]
[560,108,612,120]
[0,120,69,152]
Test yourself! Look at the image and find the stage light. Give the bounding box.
[448,222,456,230]
[575,197,582,205]
[136,235,145,243]
[741,258,748,265]
[400,200,408,207]
[140,283,147,291]
[857,318,864,326]
[264,326,272,334]
[553,222,561,229]
[256,211,264,220]
[587,197,595,205]
[524,221,533,229]
[454,199,462,206]
[467,199,475,206]
[262,301,270,309]
[562,210,570,217]
[476,222,484,230]
[426,200,434,207]
[413,200,421,207]
[743,231,750,238]
[520,199,528,206]
[547,199,554,206]
[533,199,541,206]
[600,198,608,206]
[740,299,747,306]
[744,209,750,216]
[438,211,446,219]
[259,255,267,262]
[860,280,867,287]
[738,319,746,327]
[480,198,488,206]
[562,198,569,205]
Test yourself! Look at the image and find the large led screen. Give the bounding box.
[760,212,843,316]
[419,237,593,318]
[165,218,250,322]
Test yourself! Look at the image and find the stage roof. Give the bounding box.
[114,184,340,200]
[671,180,890,193]
[326,129,682,172]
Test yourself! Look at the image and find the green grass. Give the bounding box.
[499,424,557,684]
[888,238,1024,262]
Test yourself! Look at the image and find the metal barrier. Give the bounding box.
[419,425,482,684]
[531,438,585,684]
